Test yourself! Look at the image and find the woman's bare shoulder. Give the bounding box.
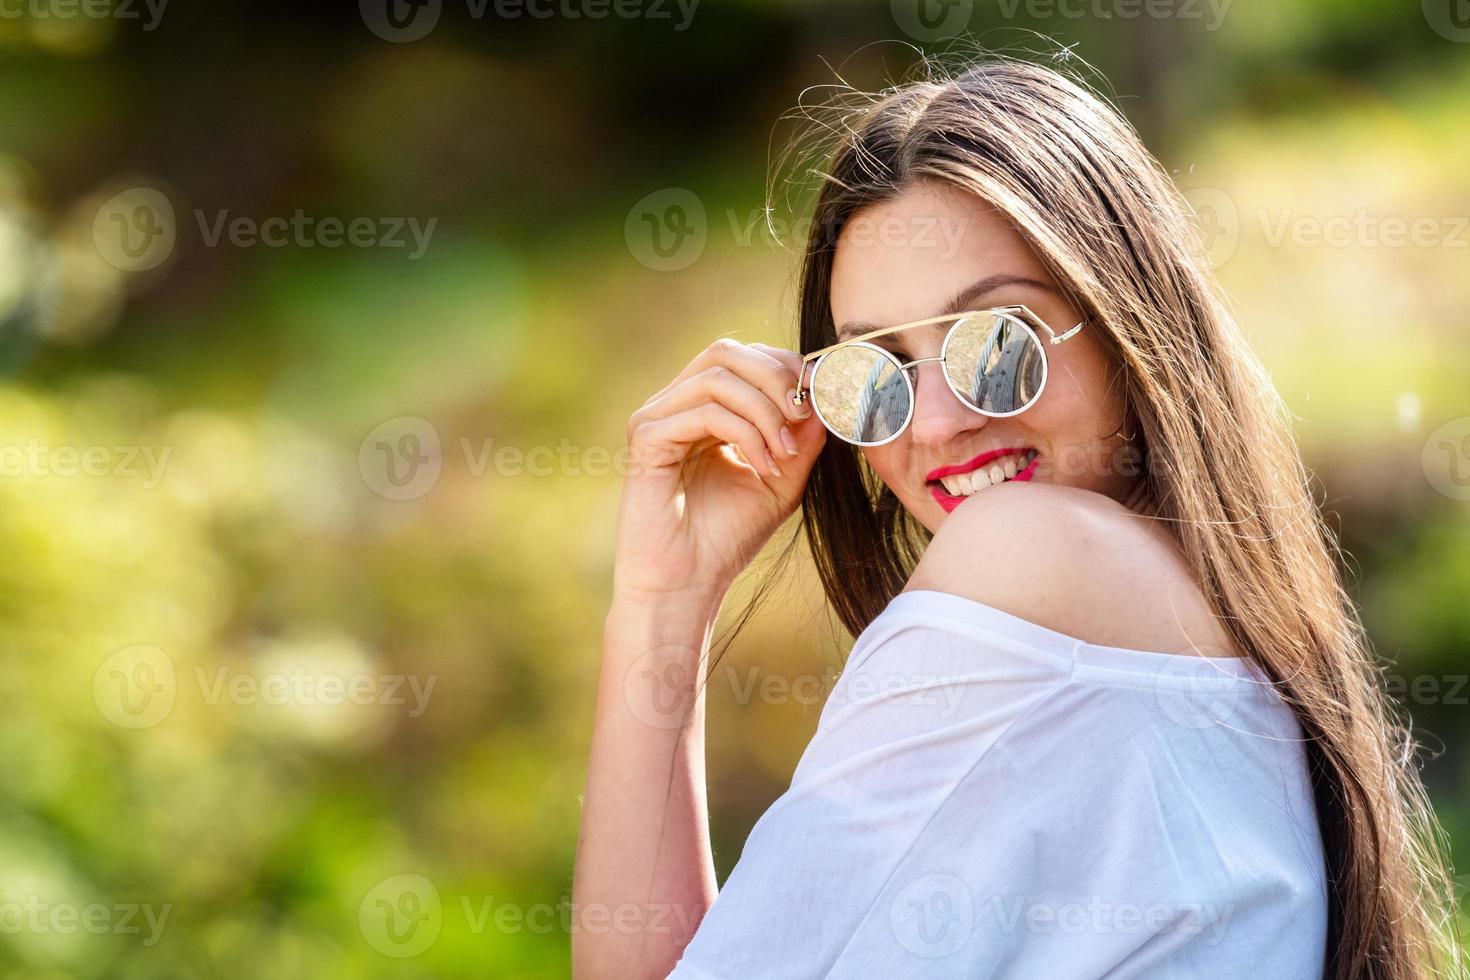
[905,482,1240,657]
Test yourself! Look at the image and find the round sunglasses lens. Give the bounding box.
[943,312,1045,414]
[811,345,911,444]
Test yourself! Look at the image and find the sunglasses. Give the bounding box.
[791,304,1086,447]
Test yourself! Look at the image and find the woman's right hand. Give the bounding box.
[612,338,827,606]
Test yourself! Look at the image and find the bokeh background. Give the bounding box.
[1,0,1467,976]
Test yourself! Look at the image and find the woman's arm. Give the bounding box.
[573,589,722,979]
[571,337,824,979]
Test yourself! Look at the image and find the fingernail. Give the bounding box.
[766,450,783,477]
[787,389,810,417]
[780,426,799,456]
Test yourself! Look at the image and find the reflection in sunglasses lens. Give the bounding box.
[944,313,1044,415]
[809,313,1048,445]
[811,345,910,444]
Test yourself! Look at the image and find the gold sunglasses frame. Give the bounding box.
[790,304,1086,446]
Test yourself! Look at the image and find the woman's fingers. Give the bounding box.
[632,402,785,479]
[627,336,820,481]
[746,342,809,409]
[659,338,809,425]
[642,366,797,469]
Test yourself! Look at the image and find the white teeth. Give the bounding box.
[935,450,1038,499]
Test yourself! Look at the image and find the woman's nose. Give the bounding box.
[907,360,986,448]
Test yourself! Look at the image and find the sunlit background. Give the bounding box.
[1,1,1467,975]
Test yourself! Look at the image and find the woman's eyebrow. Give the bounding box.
[835,274,1056,340]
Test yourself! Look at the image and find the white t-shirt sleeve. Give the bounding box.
[667,590,1326,980]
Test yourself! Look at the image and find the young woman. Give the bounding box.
[573,58,1458,979]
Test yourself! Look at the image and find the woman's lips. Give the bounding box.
[928,449,1039,513]
[925,446,1026,482]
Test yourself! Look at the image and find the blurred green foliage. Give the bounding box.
[0,0,1467,975]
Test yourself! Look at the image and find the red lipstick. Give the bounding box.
[926,447,1026,482]
[927,448,1040,513]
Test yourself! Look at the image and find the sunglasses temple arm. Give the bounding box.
[1045,320,1085,345]
[792,356,819,405]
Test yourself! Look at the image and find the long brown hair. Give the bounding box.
[732,53,1458,979]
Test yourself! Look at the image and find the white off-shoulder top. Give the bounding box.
[668,589,1327,979]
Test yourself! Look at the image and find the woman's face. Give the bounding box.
[828,180,1139,534]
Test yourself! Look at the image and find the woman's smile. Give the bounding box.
[925,447,1039,511]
